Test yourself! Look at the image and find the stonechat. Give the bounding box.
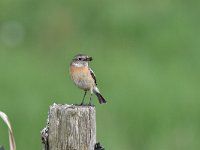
[69,54,107,105]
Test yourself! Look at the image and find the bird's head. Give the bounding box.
[71,54,93,67]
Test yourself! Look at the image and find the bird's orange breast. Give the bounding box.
[70,66,90,77]
[69,66,95,90]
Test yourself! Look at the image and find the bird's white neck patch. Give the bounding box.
[72,62,88,67]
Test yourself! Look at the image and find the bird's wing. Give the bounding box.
[89,68,97,85]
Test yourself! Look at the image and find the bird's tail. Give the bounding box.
[95,92,107,104]
[93,87,107,104]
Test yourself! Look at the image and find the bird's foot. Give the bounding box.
[80,102,86,106]
[88,102,95,106]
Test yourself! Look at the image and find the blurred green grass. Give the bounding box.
[1,0,200,150]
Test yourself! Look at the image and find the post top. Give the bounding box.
[50,103,96,109]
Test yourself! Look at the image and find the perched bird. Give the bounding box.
[69,54,107,105]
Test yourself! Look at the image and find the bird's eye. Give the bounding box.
[78,57,82,60]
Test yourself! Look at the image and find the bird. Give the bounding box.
[69,54,107,105]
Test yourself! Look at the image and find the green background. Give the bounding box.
[1,0,200,150]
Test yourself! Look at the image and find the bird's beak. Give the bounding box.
[86,56,93,61]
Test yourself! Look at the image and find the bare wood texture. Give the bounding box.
[42,103,96,150]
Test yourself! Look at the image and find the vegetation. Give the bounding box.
[0,0,200,150]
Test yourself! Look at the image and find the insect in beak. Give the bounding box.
[86,57,92,61]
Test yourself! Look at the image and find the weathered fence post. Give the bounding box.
[41,103,96,150]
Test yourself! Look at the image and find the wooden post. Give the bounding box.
[41,103,96,150]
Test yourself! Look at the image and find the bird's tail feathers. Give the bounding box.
[93,87,107,104]
[95,92,107,104]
